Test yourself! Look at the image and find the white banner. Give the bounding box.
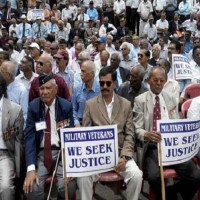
[31,9,44,20]
[172,54,192,80]
[60,125,118,177]
[157,119,200,166]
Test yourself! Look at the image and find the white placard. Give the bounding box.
[157,119,200,166]
[60,125,118,177]
[172,54,192,80]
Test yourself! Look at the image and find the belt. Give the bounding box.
[39,146,60,151]
[0,149,8,152]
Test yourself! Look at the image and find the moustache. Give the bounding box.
[101,88,110,92]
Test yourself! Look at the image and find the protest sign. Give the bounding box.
[157,119,200,166]
[172,54,192,80]
[31,9,44,20]
[60,125,118,177]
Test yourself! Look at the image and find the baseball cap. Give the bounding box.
[29,42,40,50]
[97,37,106,43]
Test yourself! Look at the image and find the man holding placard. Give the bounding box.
[77,66,143,200]
[23,74,76,200]
[134,67,200,200]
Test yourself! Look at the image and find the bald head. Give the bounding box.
[0,61,17,83]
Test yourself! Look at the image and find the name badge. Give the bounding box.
[35,121,47,131]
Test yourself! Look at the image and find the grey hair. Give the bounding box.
[82,60,96,74]
[78,50,91,60]
[131,64,145,80]
[120,42,132,51]
[3,61,17,78]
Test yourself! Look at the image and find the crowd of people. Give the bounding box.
[0,0,200,200]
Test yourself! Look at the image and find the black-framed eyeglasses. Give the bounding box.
[99,81,112,87]
[138,53,143,58]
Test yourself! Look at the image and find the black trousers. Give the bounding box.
[145,145,200,200]
[126,6,132,30]
[131,8,140,35]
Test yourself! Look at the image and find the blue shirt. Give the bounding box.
[55,67,74,88]
[7,80,29,123]
[46,22,59,34]
[72,80,100,125]
[86,8,98,20]
[32,23,47,39]
[16,22,32,39]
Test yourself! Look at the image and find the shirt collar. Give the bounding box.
[45,99,56,112]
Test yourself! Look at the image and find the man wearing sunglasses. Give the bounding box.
[77,66,143,200]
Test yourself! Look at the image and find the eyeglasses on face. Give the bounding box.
[99,81,112,87]
[138,53,143,58]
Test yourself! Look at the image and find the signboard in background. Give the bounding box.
[60,125,118,177]
[31,9,44,21]
[158,119,200,166]
[172,54,192,80]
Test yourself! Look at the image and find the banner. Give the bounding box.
[31,9,44,20]
[60,125,118,177]
[157,119,200,166]
[172,54,192,80]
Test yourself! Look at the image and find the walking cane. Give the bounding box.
[63,147,69,200]
[47,150,61,200]
[158,142,166,200]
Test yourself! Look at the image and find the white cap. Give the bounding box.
[20,14,26,19]
[36,16,42,20]
[29,42,40,50]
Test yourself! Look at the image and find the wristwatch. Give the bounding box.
[121,156,132,163]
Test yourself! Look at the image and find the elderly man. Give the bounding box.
[0,74,24,200]
[133,66,200,200]
[118,65,147,107]
[77,66,143,200]
[120,42,136,70]
[72,60,100,127]
[55,20,70,43]
[32,16,47,39]
[137,48,152,88]
[23,74,76,200]
[0,61,28,122]
[110,52,130,87]
[149,44,161,66]
[99,16,117,38]
[16,15,32,50]
[29,54,70,102]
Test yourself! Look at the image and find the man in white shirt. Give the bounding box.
[113,0,126,27]
[137,0,153,37]
[182,13,197,33]
[143,15,157,43]
[16,56,39,91]
[8,18,18,38]
[99,16,117,38]
[153,0,166,21]
[156,11,169,35]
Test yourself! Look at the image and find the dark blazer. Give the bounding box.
[119,66,130,82]
[116,26,129,38]
[24,96,74,167]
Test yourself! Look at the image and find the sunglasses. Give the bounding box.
[99,81,112,87]
[138,53,143,58]
[36,61,43,66]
